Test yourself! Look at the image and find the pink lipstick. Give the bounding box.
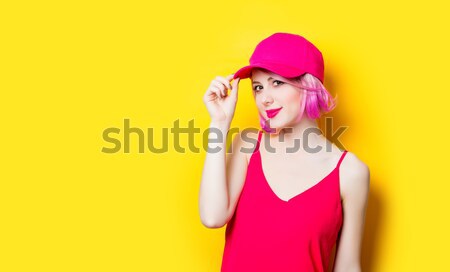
[266,107,283,118]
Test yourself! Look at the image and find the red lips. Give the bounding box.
[266,107,283,118]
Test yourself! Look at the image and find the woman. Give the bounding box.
[199,33,370,272]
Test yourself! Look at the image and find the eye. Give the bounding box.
[273,80,284,86]
[252,80,284,93]
[253,85,262,92]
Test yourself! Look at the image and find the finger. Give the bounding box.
[230,77,240,98]
[214,79,231,96]
[205,85,220,100]
[211,86,223,98]
[215,76,233,92]
[225,74,234,81]
[213,81,227,97]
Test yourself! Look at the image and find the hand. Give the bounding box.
[203,74,240,126]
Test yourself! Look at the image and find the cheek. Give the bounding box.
[254,95,265,109]
[284,93,303,116]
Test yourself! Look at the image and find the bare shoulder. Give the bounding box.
[339,150,371,202]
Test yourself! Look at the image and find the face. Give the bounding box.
[251,69,305,131]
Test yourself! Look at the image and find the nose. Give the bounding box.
[262,93,273,105]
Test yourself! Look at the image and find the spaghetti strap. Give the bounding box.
[336,150,348,168]
[254,130,263,153]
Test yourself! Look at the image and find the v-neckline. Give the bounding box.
[257,149,339,203]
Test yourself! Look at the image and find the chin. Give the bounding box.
[270,115,295,127]
[264,119,291,133]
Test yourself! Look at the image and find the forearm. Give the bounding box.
[198,122,230,228]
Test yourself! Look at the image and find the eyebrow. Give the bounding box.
[252,77,275,84]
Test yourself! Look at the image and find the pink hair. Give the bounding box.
[257,72,338,133]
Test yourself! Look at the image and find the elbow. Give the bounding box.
[199,209,229,229]
[198,201,230,228]
[200,217,226,229]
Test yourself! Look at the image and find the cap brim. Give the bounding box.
[233,62,305,80]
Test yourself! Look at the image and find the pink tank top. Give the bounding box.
[221,130,347,272]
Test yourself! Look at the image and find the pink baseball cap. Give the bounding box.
[233,32,325,83]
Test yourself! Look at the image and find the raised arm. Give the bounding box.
[198,75,246,228]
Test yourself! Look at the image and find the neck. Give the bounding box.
[267,117,326,154]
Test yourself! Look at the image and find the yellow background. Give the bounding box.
[1,0,448,271]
